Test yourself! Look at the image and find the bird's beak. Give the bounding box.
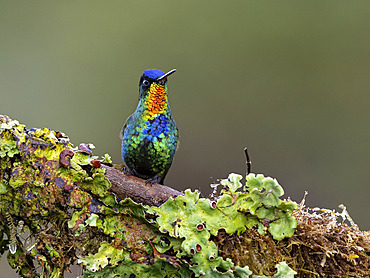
[156,69,176,84]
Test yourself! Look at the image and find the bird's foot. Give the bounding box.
[145,174,162,186]
[123,167,137,176]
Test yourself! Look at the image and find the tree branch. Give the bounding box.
[0,115,369,278]
[103,165,183,207]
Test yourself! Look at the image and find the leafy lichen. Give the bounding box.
[0,115,298,277]
[0,115,116,276]
[0,116,298,277]
[2,115,368,277]
[148,173,298,276]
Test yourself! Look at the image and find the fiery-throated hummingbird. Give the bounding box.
[121,69,178,184]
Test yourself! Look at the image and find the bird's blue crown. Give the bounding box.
[143,69,165,80]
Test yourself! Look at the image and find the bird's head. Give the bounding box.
[138,69,176,115]
[139,69,176,98]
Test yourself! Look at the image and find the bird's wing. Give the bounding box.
[171,115,180,151]
[119,114,133,140]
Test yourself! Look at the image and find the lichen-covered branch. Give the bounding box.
[0,115,369,278]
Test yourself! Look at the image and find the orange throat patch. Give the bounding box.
[146,83,168,116]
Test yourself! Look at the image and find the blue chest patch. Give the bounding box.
[121,113,178,182]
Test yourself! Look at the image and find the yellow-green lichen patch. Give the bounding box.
[5,116,355,277]
[0,116,116,276]
[75,198,190,277]
[148,173,298,276]
[78,241,124,272]
[237,173,298,240]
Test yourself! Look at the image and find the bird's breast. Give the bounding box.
[123,114,177,151]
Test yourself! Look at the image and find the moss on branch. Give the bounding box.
[0,115,369,277]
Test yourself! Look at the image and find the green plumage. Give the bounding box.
[121,69,178,184]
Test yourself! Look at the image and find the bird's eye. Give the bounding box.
[142,80,150,86]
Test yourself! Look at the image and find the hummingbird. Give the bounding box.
[121,69,179,185]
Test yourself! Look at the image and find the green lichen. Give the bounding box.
[36,254,61,278]
[252,262,297,278]
[0,179,9,194]
[101,153,112,164]
[0,116,299,277]
[81,173,111,198]
[0,115,120,276]
[147,173,298,276]
[82,255,193,278]
[85,213,101,227]
[78,241,124,272]
[238,173,298,240]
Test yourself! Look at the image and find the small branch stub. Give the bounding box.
[244,147,252,175]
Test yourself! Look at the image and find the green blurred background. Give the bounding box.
[1,1,369,276]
